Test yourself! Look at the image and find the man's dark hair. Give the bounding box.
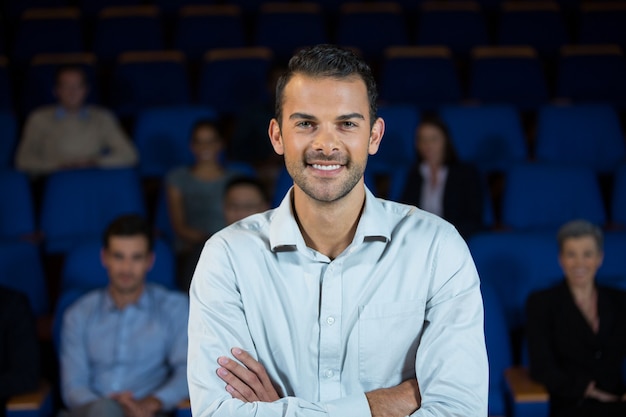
[55,65,88,86]
[102,214,154,251]
[274,44,378,127]
[224,176,270,203]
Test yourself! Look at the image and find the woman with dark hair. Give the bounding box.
[400,116,484,240]
[526,220,626,417]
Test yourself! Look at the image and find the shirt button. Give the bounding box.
[326,316,335,325]
[324,369,334,378]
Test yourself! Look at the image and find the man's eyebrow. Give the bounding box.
[288,112,316,120]
[337,113,365,121]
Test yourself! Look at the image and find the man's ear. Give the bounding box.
[268,119,284,155]
[368,117,385,156]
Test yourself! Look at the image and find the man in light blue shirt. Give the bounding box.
[61,215,189,417]
[188,44,488,417]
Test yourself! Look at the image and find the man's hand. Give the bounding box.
[111,392,162,417]
[585,381,619,402]
[365,379,421,417]
[217,347,281,403]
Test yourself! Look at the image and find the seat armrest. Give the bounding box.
[505,367,550,417]
[176,398,191,417]
[6,380,51,416]
[505,366,549,402]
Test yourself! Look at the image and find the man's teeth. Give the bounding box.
[312,164,341,171]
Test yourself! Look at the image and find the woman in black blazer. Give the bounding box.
[400,117,484,240]
[526,220,626,417]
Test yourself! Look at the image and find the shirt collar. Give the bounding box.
[268,185,392,253]
[101,285,151,312]
[55,105,89,119]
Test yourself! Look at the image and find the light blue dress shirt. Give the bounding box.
[188,187,488,416]
[61,283,189,410]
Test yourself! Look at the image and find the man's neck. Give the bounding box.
[109,285,144,310]
[292,186,365,260]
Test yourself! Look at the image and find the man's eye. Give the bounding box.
[297,121,311,128]
[342,121,356,128]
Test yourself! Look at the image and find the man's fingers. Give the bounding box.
[216,363,261,402]
[231,348,280,401]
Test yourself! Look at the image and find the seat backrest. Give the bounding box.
[3,0,69,20]
[535,104,626,173]
[198,47,273,116]
[379,46,462,110]
[469,46,549,111]
[598,231,626,290]
[110,50,191,118]
[254,3,328,63]
[93,5,163,65]
[80,0,141,19]
[174,5,246,63]
[611,164,626,227]
[12,7,84,67]
[0,170,36,240]
[366,104,420,200]
[497,1,568,57]
[469,230,562,329]
[440,104,528,173]
[578,2,626,50]
[0,56,11,112]
[481,281,513,417]
[0,110,17,169]
[501,163,607,230]
[556,45,626,110]
[40,168,147,254]
[416,0,488,57]
[0,241,49,316]
[335,2,408,63]
[133,106,217,178]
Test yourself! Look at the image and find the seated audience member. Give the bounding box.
[400,116,483,240]
[15,65,138,176]
[165,120,242,290]
[222,176,270,225]
[0,286,40,417]
[176,175,271,292]
[526,219,626,417]
[60,214,189,417]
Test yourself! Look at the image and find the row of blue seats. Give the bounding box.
[0,157,625,257]
[2,0,625,63]
[1,0,613,18]
[2,42,626,121]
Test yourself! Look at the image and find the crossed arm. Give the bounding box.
[215,347,421,417]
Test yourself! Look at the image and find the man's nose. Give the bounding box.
[312,125,340,154]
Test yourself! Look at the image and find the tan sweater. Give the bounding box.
[15,105,138,175]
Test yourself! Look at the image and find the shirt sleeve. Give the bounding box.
[60,299,101,409]
[413,228,489,417]
[187,237,372,417]
[153,293,190,410]
[15,111,59,174]
[94,109,138,168]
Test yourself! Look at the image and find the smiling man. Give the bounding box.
[188,44,488,417]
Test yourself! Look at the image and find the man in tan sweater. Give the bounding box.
[15,66,138,176]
